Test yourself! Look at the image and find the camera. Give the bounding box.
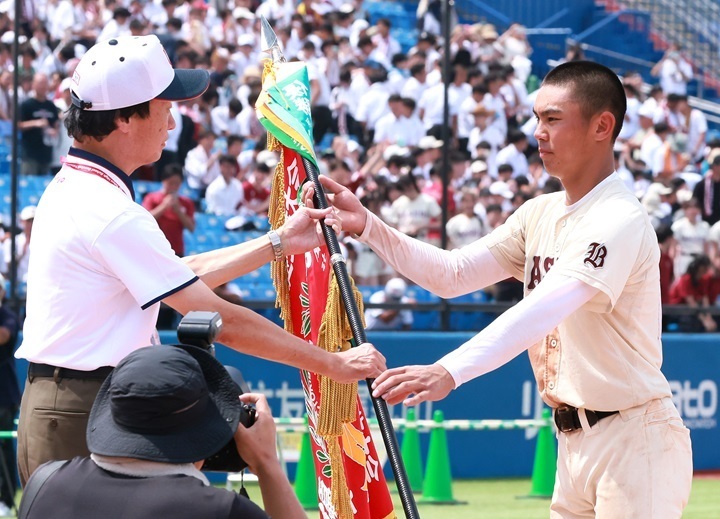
[176,311,256,472]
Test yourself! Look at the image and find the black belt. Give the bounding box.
[554,405,619,433]
[28,362,114,381]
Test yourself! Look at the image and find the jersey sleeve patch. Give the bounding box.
[583,242,608,269]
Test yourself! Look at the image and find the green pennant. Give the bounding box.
[257,61,317,165]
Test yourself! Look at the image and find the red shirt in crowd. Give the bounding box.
[241,181,270,214]
[142,191,195,256]
[659,251,675,305]
[668,274,709,305]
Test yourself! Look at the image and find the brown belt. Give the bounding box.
[554,405,619,433]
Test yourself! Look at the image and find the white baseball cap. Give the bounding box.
[383,144,410,161]
[470,160,488,174]
[417,135,443,150]
[70,35,210,111]
[489,181,514,199]
[20,205,37,221]
[384,278,407,299]
[232,7,254,19]
[237,34,255,47]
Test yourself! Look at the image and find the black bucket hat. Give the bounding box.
[87,345,241,463]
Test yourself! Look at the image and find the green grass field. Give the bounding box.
[7,476,719,517]
[386,477,720,519]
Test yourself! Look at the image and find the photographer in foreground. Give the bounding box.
[20,345,305,519]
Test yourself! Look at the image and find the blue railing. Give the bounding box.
[572,9,663,78]
[455,0,595,32]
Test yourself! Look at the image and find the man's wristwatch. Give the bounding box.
[267,229,284,261]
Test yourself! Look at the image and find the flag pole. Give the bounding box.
[260,17,420,519]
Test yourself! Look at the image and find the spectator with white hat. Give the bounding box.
[364,277,414,331]
[411,134,443,183]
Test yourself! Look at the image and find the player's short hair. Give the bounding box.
[542,61,627,141]
[65,102,151,142]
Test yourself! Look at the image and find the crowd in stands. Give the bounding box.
[1,0,720,331]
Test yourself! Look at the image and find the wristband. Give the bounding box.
[267,230,284,261]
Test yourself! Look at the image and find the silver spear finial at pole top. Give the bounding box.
[260,15,285,63]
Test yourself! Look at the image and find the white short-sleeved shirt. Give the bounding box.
[419,83,459,129]
[446,213,486,249]
[16,148,198,370]
[495,143,529,178]
[205,176,244,216]
[387,194,442,240]
[484,173,673,411]
[660,58,693,95]
[355,84,390,131]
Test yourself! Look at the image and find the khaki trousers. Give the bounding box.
[17,374,104,487]
[551,397,693,519]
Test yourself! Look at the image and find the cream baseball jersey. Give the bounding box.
[484,173,673,411]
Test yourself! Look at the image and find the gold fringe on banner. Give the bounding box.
[263,59,293,334]
[317,270,366,519]
[267,133,294,335]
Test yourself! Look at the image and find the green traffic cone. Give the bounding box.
[401,407,424,493]
[419,410,465,505]
[294,416,319,509]
[528,408,557,498]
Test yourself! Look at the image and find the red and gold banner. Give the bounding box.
[272,146,395,519]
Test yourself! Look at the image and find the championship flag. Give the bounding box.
[255,37,396,519]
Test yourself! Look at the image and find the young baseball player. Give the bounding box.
[307,61,692,517]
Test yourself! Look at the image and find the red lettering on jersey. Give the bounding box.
[544,257,555,272]
[528,256,555,290]
[584,242,607,269]
[528,256,542,290]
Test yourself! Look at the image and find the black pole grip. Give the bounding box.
[301,157,420,519]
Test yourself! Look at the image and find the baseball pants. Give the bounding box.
[551,397,692,518]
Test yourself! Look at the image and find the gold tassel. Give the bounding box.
[326,439,353,519]
[263,57,294,333]
[316,271,367,518]
[267,134,294,334]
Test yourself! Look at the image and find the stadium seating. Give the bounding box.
[406,285,442,331]
[447,290,496,332]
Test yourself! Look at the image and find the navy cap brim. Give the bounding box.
[157,68,210,102]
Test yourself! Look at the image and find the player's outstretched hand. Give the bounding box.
[277,206,341,255]
[233,393,278,474]
[372,364,455,406]
[332,342,387,383]
[303,176,368,235]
